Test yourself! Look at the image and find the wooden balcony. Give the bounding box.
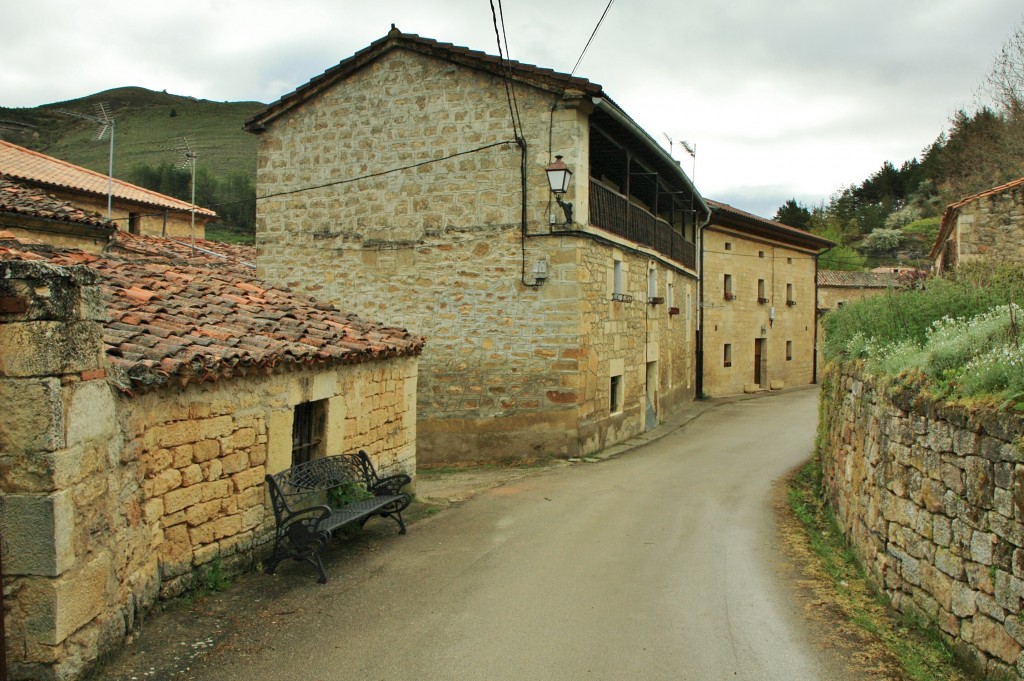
[588,178,696,270]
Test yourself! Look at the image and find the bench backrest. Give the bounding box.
[267,453,372,518]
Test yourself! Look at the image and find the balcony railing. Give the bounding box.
[588,178,696,270]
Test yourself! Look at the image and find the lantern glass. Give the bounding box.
[545,156,573,195]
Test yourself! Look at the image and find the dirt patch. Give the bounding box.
[771,467,908,680]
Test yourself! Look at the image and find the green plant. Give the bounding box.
[199,556,231,593]
[327,482,373,507]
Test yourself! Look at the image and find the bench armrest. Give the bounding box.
[370,473,412,497]
[279,504,332,532]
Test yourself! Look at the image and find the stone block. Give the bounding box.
[220,451,249,475]
[0,377,64,454]
[193,439,220,463]
[0,321,102,377]
[0,491,75,576]
[163,485,204,515]
[21,551,111,646]
[231,467,265,493]
[65,379,115,447]
[951,581,978,617]
[974,614,1022,664]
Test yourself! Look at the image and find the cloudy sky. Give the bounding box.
[3,0,1022,218]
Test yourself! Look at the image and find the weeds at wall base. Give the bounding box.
[788,457,978,681]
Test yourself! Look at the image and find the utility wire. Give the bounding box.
[101,140,518,222]
[489,0,524,140]
[570,0,615,78]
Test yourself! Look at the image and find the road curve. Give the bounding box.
[175,388,857,680]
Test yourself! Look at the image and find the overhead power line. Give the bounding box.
[570,0,616,78]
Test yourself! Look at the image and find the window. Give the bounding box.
[723,274,734,300]
[686,292,691,319]
[758,251,765,259]
[128,212,141,235]
[613,259,623,296]
[723,344,732,368]
[757,279,767,304]
[667,282,674,309]
[787,257,793,265]
[610,374,623,413]
[648,267,657,299]
[786,283,795,305]
[291,400,327,466]
[786,341,793,361]
[724,242,732,251]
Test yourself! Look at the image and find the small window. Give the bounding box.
[686,292,691,320]
[610,375,623,413]
[757,279,767,303]
[786,341,793,361]
[758,251,765,259]
[787,257,793,265]
[724,242,732,251]
[723,344,732,368]
[613,259,623,296]
[648,267,657,299]
[724,274,734,300]
[667,282,674,309]
[128,212,141,235]
[292,400,327,466]
[786,283,794,305]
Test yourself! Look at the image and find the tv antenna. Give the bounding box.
[678,139,697,187]
[59,103,116,218]
[171,136,200,253]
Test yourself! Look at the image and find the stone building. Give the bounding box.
[815,269,900,371]
[0,181,423,680]
[244,27,710,464]
[699,201,832,397]
[931,177,1024,274]
[0,140,217,239]
[0,176,115,252]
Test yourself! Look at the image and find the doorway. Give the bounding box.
[754,338,766,388]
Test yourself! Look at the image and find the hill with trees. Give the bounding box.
[775,21,1024,271]
[0,87,264,240]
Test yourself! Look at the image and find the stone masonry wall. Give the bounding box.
[702,228,819,397]
[956,183,1024,264]
[0,258,418,680]
[820,364,1024,679]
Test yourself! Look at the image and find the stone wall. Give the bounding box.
[702,227,819,397]
[946,181,1024,271]
[45,188,210,240]
[820,364,1024,679]
[0,259,417,680]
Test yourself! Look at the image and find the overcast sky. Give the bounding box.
[3,0,1022,218]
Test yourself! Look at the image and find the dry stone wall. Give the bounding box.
[820,364,1024,679]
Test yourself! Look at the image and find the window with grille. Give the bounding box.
[291,400,327,466]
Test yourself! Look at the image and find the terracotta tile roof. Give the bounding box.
[706,199,834,251]
[0,176,116,231]
[0,140,216,217]
[817,270,900,288]
[245,25,602,133]
[930,177,1024,260]
[0,232,424,395]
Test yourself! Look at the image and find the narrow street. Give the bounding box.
[107,388,861,680]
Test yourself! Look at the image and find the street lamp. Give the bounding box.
[545,155,573,224]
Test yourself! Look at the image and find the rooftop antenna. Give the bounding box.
[663,132,675,158]
[680,139,697,186]
[171,136,199,254]
[59,103,115,218]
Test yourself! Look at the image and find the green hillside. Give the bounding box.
[0,86,264,182]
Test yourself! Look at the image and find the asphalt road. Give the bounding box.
[112,388,860,681]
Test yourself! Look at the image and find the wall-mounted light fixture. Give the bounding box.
[545,155,573,224]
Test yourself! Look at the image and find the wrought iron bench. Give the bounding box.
[264,451,411,583]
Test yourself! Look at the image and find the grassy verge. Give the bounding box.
[788,458,976,681]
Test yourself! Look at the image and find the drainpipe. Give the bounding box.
[1,530,6,681]
[695,211,712,398]
[812,252,820,384]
